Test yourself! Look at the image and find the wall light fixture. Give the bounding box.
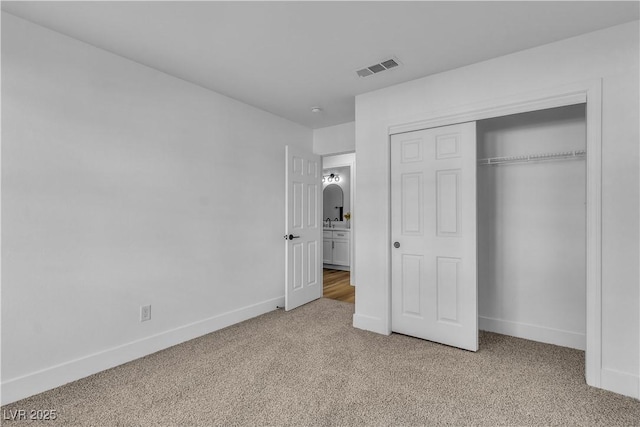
[322,173,340,183]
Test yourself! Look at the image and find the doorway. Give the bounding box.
[390,104,587,350]
[322,152,356,303]
[386,81,602,386]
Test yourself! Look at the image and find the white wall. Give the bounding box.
[1,13,312,404]
[313,121,355,155]
[477,105,586,350]
[355,21,639,398]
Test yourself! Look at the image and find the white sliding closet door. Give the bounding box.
[391,122,478,351]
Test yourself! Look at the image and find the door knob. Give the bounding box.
[393,242,400,248]
[284,234,300,240]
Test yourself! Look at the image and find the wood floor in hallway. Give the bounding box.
[323,269,354,303]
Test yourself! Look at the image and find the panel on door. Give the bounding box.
[285,145,322,310]
[391,122,478,351]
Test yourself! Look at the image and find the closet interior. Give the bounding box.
[476,104,587,350]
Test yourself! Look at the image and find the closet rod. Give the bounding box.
[478,149,586,166]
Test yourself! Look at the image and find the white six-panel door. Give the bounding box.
[391,122,478,351]
[285,145,322,311]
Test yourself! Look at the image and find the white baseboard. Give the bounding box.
[479,316,586,350]
[323,264,350,272]
[601,368,640,399]
[353,312,389,335]
[1,296,284,405]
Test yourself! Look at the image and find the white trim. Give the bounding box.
[323,264,350,272]
[353,313,389,335]
[1,296,284,405]
[479,316,585,351]
[386,79,602,391]
[389,83,588,135]
[601,368,640,399]
[584,80,603,389]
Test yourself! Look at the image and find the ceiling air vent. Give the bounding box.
[356,57,400,78]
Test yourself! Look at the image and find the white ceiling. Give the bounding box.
[2,1,638,129]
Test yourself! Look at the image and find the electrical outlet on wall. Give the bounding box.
[140,304,151,322]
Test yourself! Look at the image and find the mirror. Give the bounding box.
[323,184,343,221]
[322,164,350,225]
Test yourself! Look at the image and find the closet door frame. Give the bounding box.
[387,79,602,389]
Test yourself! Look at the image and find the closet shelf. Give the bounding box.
[478,149,586,166]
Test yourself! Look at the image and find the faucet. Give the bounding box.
[325,218,332,228]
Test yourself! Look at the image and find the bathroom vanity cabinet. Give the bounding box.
[323,229,350,269]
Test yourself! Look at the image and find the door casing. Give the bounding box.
[386,79,602,388]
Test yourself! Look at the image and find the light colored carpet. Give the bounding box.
[2,298,639,426]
